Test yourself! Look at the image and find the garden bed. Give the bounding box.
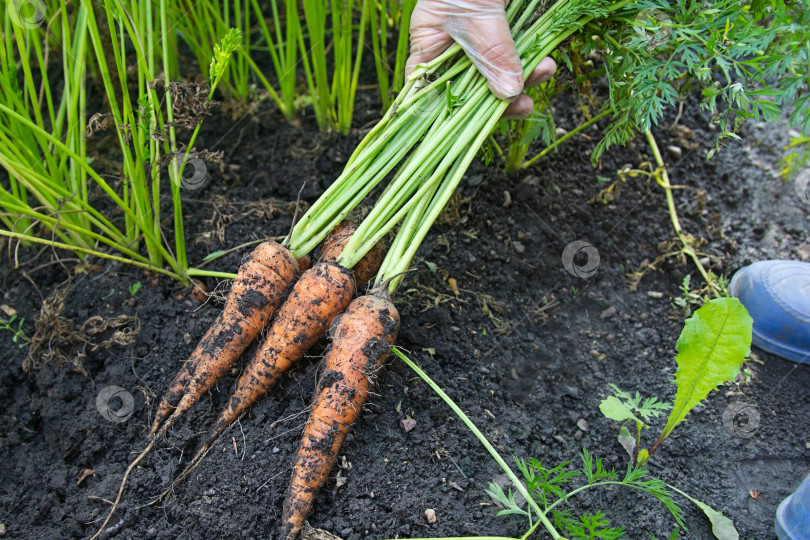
[1,95,808,539]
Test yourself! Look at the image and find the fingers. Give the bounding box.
[405,1,455,79]
[405,26,453,78]
[501,57,557,120]
[525,57,557,88]
[502,94,535,119]
[405,0,557,105]
[450,6,523,100]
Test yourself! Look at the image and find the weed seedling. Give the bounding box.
[128,282,142,296]
[597,297,753,539]
[0,315,29,349]
[603,297,753,466]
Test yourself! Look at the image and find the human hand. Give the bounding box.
[405,0,557,119]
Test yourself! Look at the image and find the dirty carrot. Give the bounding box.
[319,221,386,286]
[91,242,300,539]
[185,261,354,463]
[280,292,400,539]
[296,255,312,272]
[148,241,300,437]
[167,227,387,482]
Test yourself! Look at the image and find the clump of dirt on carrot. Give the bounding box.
[149,241,301,437]
[280,292,400,539]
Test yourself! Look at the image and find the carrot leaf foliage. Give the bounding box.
[486,449,684,539]
[588,0,810,163]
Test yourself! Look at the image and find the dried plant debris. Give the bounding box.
[205,195,308,245]
[24,281,140,374]
[86,113,112,138]
[168,81,216,129]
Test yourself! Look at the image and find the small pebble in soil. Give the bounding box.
[601,306,617,319]
[667,145,683,160]
[513,241,525,254]
[577,419,590,432]
[647,291,664,298]
[589,349,599,357]
[425,509,437,524]
[272,447,280,454]
[401,418,417,433]
[467,174,484,187]
[606,334,615,341]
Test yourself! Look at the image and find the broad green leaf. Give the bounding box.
[662,298,753,439]
[600,395,646,426]
[668,484,739,540]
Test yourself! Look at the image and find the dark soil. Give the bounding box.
[1,89,809,540]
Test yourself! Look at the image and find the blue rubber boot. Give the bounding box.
[728,260,810,364]
[775,471,810,540]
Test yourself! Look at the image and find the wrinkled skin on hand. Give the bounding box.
[406,0,557,118]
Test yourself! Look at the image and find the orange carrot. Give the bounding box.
[280,292,400,539]
[296,255,312,272]
[183,227,387,459]
[319,221,386,286]
[92,242,300,540]
[149,241,299,437]
[192,262,356,456]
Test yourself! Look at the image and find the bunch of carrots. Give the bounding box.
[93,0,633,537]
[93,221,394,539]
